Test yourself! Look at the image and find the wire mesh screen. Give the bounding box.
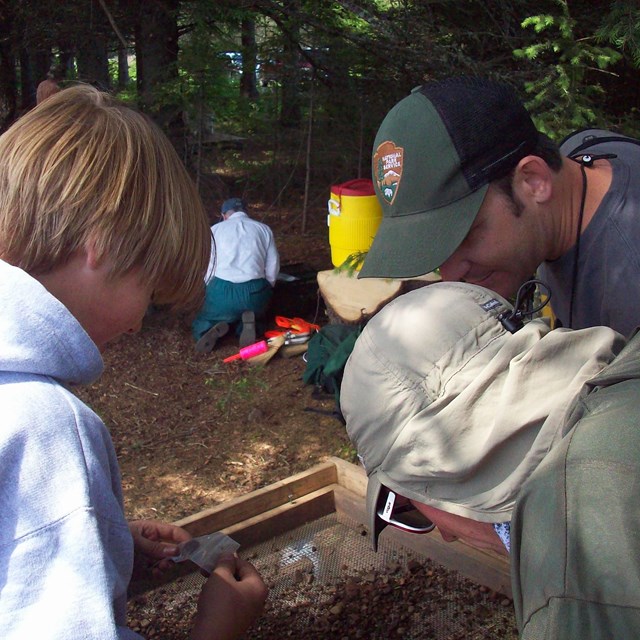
[127,511,517,639]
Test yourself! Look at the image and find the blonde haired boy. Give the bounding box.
[0,85,267,639]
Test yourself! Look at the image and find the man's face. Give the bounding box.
[411,501,508,556]
[439,183,544,299]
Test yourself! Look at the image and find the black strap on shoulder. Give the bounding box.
[566,134,640,157]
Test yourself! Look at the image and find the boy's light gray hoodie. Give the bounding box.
[0,259,140,639]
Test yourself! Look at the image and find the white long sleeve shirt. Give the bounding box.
[205,211,280,286]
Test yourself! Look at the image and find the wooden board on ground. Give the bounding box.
[171,457,512,597]
[317,269,440,324]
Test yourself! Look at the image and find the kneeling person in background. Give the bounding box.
[193,197,280,353]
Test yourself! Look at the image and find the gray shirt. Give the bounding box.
[538,129,640,337]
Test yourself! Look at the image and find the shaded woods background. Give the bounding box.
[1,0,638,222]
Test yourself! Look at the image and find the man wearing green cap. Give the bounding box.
[361,76,640,337]
[341,281,640,637]
[192,197,280,353]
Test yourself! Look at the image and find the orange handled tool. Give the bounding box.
[274,316,320,334]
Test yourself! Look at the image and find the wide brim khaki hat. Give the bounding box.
[340,282,624,550]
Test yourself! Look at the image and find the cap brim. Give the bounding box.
[358,185,488,279]
[366,472,386,552]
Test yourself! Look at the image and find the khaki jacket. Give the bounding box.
[512,331,640,637]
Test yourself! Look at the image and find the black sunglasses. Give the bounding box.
[376,485,435,535]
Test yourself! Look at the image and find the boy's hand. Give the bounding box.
[191,553,268,640]
[129,519,192,579]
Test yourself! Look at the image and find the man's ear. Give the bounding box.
[513,156,553,204]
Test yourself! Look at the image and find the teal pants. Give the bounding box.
[191,277,273,340]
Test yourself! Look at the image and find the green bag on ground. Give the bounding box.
[302,324,362,403]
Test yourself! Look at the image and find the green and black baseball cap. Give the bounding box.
[360,76,540,279]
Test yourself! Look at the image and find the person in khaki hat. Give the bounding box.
[361,76,640,337]
[341,281,640,637]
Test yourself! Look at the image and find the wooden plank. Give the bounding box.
[330,455,367,497]
[222,486,337,548]
[174,461,337,535]
[333,482,368,523]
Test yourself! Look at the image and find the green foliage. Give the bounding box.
[108,56,136,94]
[333,251,368,277]
[205,366,268,413]
[6,0,640,194]
[136,3,264,138]
[337,442,358,464]
[514,0,622,139]
[596,1,640,68]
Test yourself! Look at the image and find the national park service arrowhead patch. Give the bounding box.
[373,140,403,205]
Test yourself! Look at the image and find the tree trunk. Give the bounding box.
[0,1,18,126]
[240,17,259,101]
[301,78,314,233]
[76,33,110,90]
[59,49,75,78]
[71,1,111,91]
[21,48,50,111]
[134,0,181,139]
[117,46,130,89]
[280,38,302,127]
[0,46,17,130]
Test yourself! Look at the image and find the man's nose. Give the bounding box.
[128,320,143,334]
[440,531,458,543]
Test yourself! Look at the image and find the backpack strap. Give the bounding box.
[564,133,640,158]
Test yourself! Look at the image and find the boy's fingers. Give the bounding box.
[212,553,238,578]
[233,557,261,580]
